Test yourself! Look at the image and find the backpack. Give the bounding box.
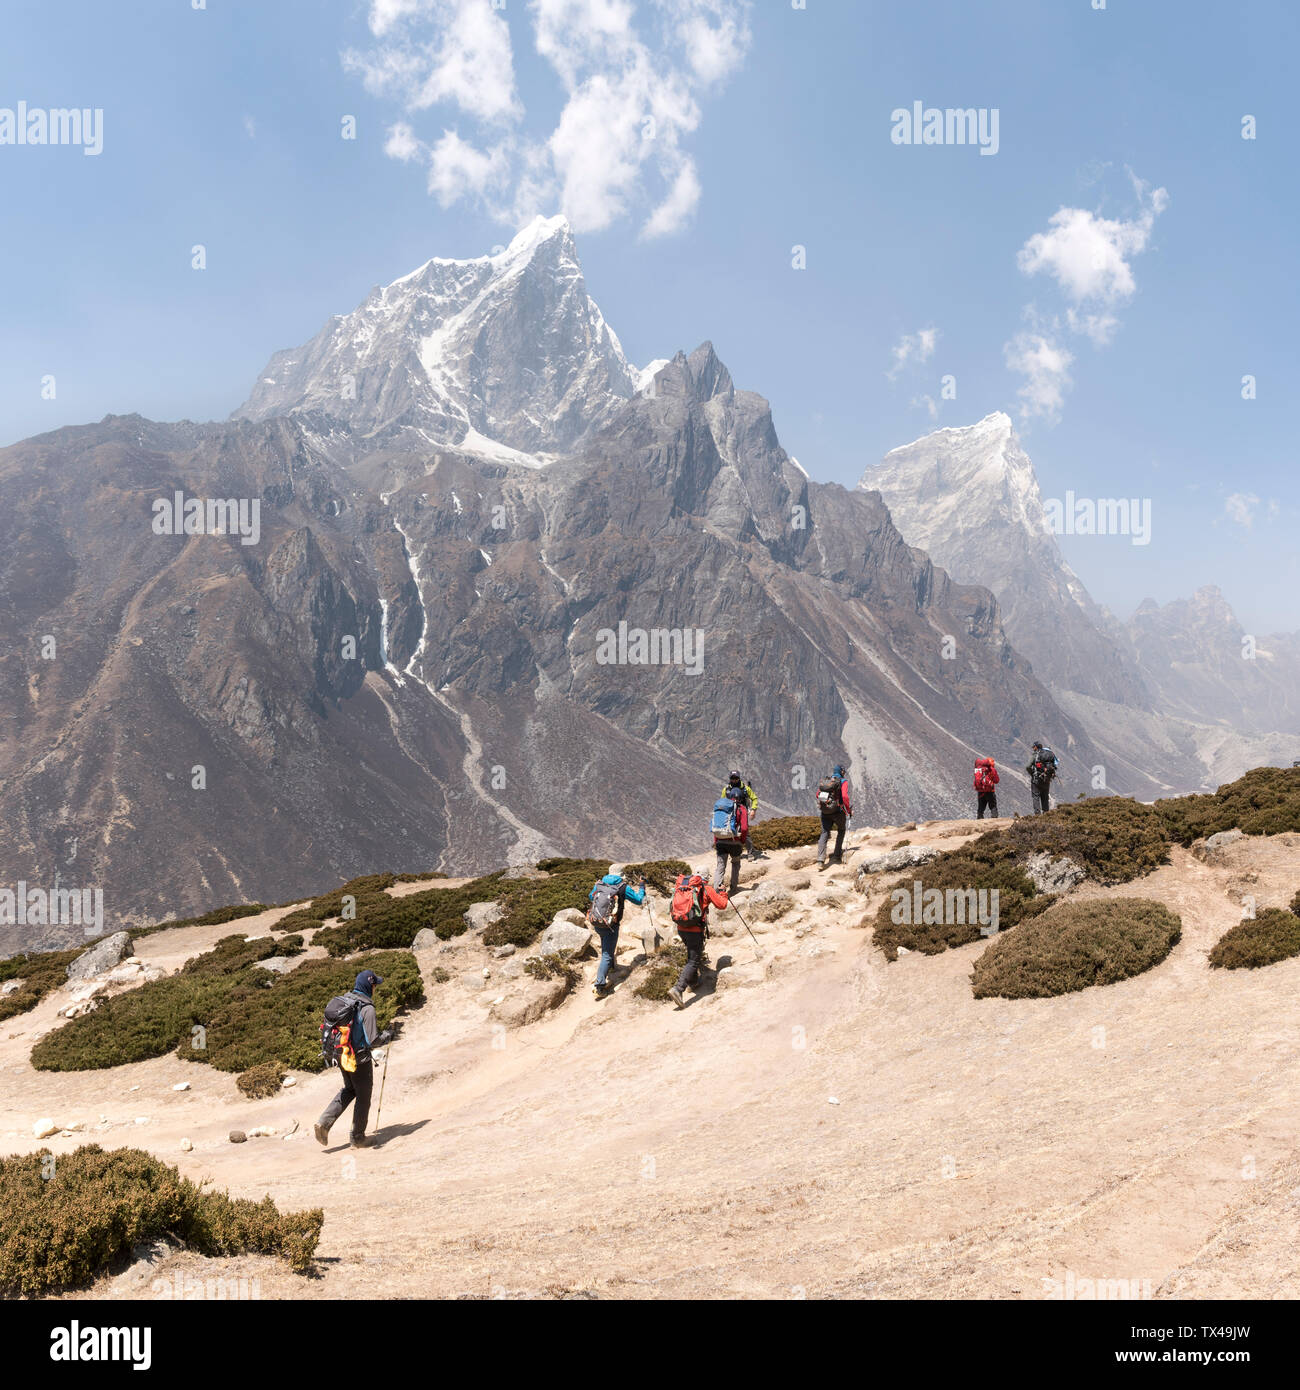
[670,875,706,929]
[974,758,996,793]
[1031,747,1058,781]
[710,796,741,842]
[816,776,843,811]
[319,993,360,1073]
[587,880,621,928]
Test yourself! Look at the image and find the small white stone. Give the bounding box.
[179,1138,193,1152]
[282,1075,297,1087]
[33,1118,59,1138]
[172,1081,190,1091]
[827,1097,840,1106]
[134,1116,149,1125]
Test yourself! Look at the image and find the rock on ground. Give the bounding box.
[489,975,572,1030]
[464,902,506,933]
[747,884,795,923]
[853,845,942,888]
[66,931,133,982]
[537,916,592,957]
[1024,852,1085,895]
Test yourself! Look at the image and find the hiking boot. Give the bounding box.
[351,1134,376,1149]
[313,1122,330,1147]
[667,986,685,1009]
[816,859,827,872]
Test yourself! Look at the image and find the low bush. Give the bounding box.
[997,796,1170,884]
[523,953,581,994]
[236,1060,286,1098]
[1208,909,1300,970]
[624,860,692,895]
[1292,890,1300,917]
[1157,766,1300,846]
[313,873,507,955]
[0,1145,322,1294]
[749,817,822,852]
[971,898,1181,999]
[873,839,1046,961]
[634,940,687,1000]
[31,939,422,1076]
[483,860,610,949]
[0,946,82,1023]
[130,902,272,940]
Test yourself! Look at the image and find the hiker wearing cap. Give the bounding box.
[314,969,393,1150]
[1025,741,1059,815]
[667,872,729,1008]
[587,866,647,998]
[711,785,750,894]
[815,764,852,869]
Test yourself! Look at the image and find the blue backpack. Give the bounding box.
[711,796,741,842]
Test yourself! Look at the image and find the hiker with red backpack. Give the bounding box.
[587,866,647,998]
[314,969,393,1150]
[974,757,999,819]
[815,764,852,870]
[711,785,750,895]
[667,872,729,1008]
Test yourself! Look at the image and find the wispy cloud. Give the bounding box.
[344,0,751,238]
[886,326,937,382]
[1224,492,1260,528]
[1006,172,1167,422]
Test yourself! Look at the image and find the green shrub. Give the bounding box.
[997,796,1170,884]
[750,817,822,852]
[236,1060,286,1098]
[0,1145,322,1294]
[484,860,610,948]
[0,946,82,1023]
[1157,766,1300,846]
[313,873,507,955]
[873,839,1046,961]
[634,941,687,1000]
[1208,909,1300,970]
[31,939,421,1076]
[1291,890,1300,917]
[624,860,692,894]
[276,873,397,933]
[971,898,1182,999]
[523,953,580,993]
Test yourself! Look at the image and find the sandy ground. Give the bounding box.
[4,820,1299,1301]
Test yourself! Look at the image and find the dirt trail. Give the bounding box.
[5,820,1300,1300]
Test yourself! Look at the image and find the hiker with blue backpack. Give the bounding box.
[587,866,647,998]
[711,785,750,894]
[314,969,393,1150]
[721,771,765,860]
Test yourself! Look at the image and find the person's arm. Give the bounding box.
[704,884,729,910]
[624,880,646,905]
[991,768,999,785]
[738,805,749,841]
[843,782,853,816]
[355,999,378,1051]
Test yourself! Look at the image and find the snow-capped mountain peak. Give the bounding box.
[234,214,638,456]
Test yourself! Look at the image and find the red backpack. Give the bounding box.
[974,758,997,793]
[670,874,706,929]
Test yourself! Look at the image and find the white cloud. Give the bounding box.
[886,326,937,381]
[1006,172,1166,421]
[1225,492,1260,528]
[1004,329,1074,425]
[243,115,256,139]
[344,0,751,235]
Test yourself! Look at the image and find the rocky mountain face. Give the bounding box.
[0,219,1143,946]
[865,419,1300,790]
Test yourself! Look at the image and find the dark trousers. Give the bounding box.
[817,810,846,862]
[674,928,707,993]
[977,792,998,819]
[319,1058,374,1139]
[1031,780,1052,814]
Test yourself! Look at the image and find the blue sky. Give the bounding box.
[2,0,1296,630]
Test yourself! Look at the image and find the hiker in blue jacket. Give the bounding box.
[587,867,647,998]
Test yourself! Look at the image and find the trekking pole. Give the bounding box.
[729,900,763,955]
[373,1045,390,1137]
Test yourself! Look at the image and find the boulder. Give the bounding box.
[746,883,795,923]
[33,1118,58,1139]
[2,978,24,996]
[252,956,294,975]
[172,1081,190,1091]
[853,844,942,889]
[228,1130,247,1144]
[489,974,571,1030]
[411,928,440,952]
[1195,828,1246,863]
[1024,852,1084,895]
[107,959,146,985]
[179,1138,193,1152]
[537,915,593,957]
[464,901,506,934]
[66,931,133,982]
[640,919,661,956]
[502,864,549,881]
[282,1075,297,1087]
[493,944,517,958]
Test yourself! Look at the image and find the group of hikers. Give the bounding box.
[313,743,1062,1147]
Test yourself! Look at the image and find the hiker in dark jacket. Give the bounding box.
[1025,741,1058,815]
[588,867,647,998]
[314,969,393,1150]
[816,765,852,869]
[667,873,729,1009]
[712,787,750,894]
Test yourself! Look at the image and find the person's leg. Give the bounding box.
[349,1060,375,1140]
[976,794,986,819]
[728,847,741,894]
[318,1068,357,1136]
[831,812,846,860]
[674,929,702,993]
[714,849,727,890]
[989,794,998,819]
[595,924,618,987]
[817,815,832,863]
